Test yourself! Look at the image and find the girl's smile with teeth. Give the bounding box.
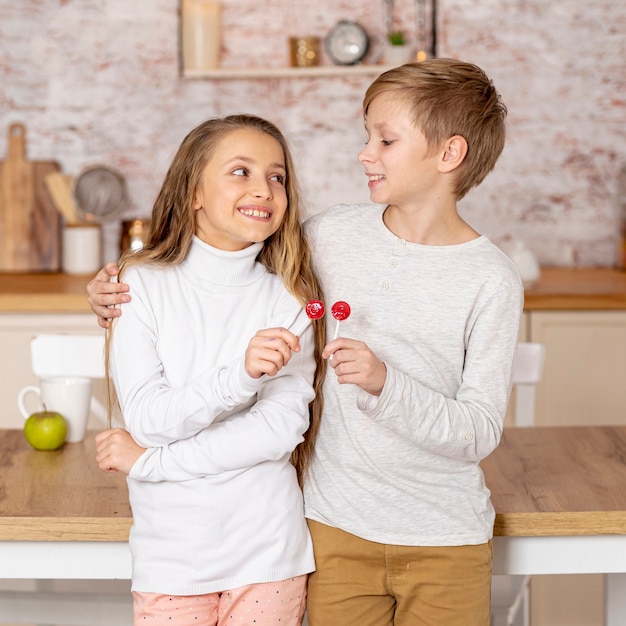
[239,206,271,218]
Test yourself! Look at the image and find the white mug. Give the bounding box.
[17,377,92,443]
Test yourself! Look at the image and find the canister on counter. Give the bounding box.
[61,222,102,275]
[120,219,150,255]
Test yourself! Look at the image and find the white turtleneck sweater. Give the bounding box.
[110,236,316,595]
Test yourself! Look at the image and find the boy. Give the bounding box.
[88,59,523,625]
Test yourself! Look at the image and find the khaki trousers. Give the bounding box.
[306,519,491,626]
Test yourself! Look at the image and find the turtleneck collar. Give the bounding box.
[180,236,267,288]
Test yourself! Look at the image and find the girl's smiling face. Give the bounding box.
[194,128,288,251]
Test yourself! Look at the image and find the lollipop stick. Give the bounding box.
[329,321,341,361]
[291,318,310,337]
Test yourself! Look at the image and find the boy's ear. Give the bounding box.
[439,135,468,173]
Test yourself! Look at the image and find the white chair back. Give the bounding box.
[31,334,105,379]
[492,342,546,626]
[29,333,107,422]
[510,342,546,427]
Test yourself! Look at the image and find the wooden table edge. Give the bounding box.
[494,511,626,536]
[0,517,131,541]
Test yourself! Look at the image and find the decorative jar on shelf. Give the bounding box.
[181,0,221,71]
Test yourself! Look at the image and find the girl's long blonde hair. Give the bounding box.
[107,114,325,485]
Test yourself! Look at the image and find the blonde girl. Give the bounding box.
[95,114,325,626]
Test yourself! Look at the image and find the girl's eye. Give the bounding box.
[271,173,286,185]
[232,167,249,177]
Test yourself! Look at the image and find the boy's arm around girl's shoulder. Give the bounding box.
[127,326,317,483]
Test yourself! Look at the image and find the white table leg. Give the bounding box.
[606,573,626,626]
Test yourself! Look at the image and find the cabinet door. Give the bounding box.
[0,314,104,430]
[529,310,626,426]
[528,310,626,626]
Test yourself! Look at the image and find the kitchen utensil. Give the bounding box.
[73,164,128,223]
[0,123,62,272]
[45,171,79,224]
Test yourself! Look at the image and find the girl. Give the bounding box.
[95,114,326,626]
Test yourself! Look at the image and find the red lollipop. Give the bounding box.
[292,299,326,336]
[306,299,325,320]
[331,301,351,339]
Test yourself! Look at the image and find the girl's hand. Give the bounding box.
[323,338,387,396]
[87,262,130,329]
[245,328,301,379]
[95,428,146,475]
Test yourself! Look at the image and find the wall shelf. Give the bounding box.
[182,64,395,80]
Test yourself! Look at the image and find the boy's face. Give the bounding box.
[358,94,442,209]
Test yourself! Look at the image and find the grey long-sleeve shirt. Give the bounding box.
[303,203,524,546]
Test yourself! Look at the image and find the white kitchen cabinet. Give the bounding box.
[528,310,626,427]
[0,313,105,431]
[524,310,626,626]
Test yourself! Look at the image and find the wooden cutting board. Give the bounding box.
[0,123,62,272]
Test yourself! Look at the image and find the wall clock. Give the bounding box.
[324,20,370,66]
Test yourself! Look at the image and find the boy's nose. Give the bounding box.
[358,144,372,163]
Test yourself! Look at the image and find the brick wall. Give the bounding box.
[1,0,624,266]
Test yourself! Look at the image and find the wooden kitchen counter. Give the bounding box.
[524,267,626,310]
[1,267,626,313]
[0,272,93,313]
[482,425,626,536]
[0,429,131,541]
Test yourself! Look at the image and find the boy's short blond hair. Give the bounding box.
[363,58,507,200]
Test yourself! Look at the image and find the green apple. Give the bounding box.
[24,410,67,450]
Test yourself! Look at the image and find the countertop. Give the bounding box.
[0,272,93,313]
[1,267,626,314]
[3,425,626,541]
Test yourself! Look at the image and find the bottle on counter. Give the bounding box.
[120,219,150,255]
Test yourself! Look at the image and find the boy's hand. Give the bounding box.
[323,338,387,396]
[245,328,301,379]
[87,262,130,329]
[95,428,145,475]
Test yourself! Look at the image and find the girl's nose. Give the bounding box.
[252,178,272,199]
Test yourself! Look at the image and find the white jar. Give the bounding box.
[502,239,541,288]
[62,223,102,275]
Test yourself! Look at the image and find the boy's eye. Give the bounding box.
[381,139,393,146]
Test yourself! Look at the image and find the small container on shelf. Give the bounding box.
[289,37,321,68]
[181,0,221,72]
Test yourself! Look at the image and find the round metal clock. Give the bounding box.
[324,20,370,66]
